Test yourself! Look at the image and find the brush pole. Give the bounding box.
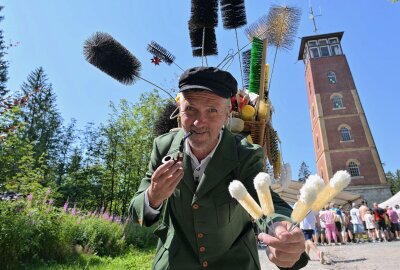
[202,27,205,67]
[259,40,268,101]
[136,75,175,101]
[235,29,244,90]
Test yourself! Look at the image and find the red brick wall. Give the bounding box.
[330,150,381,185]
[303,53,382,186]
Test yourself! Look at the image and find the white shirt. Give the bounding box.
[144,130,223,217]
[300,210,318,230]
[350,208,362,225]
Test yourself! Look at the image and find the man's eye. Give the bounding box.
[208,108,218,113]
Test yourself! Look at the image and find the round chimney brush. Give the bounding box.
[83,32,174,100]
[220,0,247,29]
[190,0,219,28]
[154,100,179,136]
[188,22,218,57]
[83,32,141,85]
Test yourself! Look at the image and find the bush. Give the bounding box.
[124,222,158,249]
[61,214,126,257]
[0,200,75,269]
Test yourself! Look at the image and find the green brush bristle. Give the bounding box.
[249,37,264,94]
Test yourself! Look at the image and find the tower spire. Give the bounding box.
[308,1,322,34]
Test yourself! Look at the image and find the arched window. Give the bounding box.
[327,71,337,84]
[348,161,361,177]
[340,127,352,141]
[332,95,344,109]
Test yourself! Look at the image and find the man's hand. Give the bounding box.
[258,221,305,268]
[147,160,184,208]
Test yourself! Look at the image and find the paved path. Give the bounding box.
[258,240,400,270]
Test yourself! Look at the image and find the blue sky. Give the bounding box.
[2,0,399,176]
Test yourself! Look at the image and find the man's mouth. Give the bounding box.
[191,130,208,135]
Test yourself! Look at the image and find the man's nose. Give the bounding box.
[193,112,207,126]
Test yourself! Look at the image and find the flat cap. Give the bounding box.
[178,67,238,98]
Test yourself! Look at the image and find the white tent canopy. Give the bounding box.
[378,191,400,208]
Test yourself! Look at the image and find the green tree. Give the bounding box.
[386,170,400,195]
[101,92,166,217]
[0,129,46,193]
[20,67,62,176]
[298,161,311,182]
[0,6,8,97]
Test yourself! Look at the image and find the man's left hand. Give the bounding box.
[258,221,305,268]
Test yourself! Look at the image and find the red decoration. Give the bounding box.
[151,56,162,65]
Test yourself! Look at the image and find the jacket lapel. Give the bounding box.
[193,130,239,202]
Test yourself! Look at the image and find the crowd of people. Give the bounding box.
[298,200,400,264]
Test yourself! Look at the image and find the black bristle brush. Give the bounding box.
[147,41,184,71]
[190,0,219,28]
[147,41,176,65]
[220,0,247,29]
[83,32,141,85]
[219,0,247,89]
[242,49,251,89]
[153,100,179,136]
[83,32,174,100]
[188,23,218,57]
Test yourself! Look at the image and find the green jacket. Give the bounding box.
[130,129,308,270]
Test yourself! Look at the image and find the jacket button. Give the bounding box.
[192,203,199,210]
[202,261,208,268]
[199,246,206,252]
[197,233,204,238]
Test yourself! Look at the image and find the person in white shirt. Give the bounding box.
[350,203,365,243]
[298,200,326,265]
[364,210,376,242]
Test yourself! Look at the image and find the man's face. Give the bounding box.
[179,90,229,157]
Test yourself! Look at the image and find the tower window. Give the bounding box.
[329,38,339,44]
[320,46,330,57]
[331,95,343,109]
[340,127,352,141]
[310,47,319,58]
[316,136,320,150]
[318,39,328,45]
[330,44,342,56]
[327,71,337,84]
[348,161,361,177]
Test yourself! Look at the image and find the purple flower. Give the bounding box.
[45,188,51,195]
[48,199,54,205]
[63,202,69,213]
[27,194,33,201]
[71,204,76,216]
[102,212,109,220]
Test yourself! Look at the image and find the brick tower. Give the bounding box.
[298,32,391,204]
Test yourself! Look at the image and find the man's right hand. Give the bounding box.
[147,160,184,208]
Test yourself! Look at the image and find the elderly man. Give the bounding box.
[129,67,307,270]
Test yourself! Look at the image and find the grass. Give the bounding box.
[31,247,155,270]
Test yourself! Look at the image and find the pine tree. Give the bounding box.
[298,161,311,182]
[0,6,9,97]
[20,67,62,165]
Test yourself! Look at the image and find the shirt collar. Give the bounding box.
[184,129,223,164]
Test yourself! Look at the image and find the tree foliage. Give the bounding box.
[0,6,8,97]
[297,161,311,182]
[386,170,400,195]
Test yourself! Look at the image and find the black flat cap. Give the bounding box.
[178,67,238,98]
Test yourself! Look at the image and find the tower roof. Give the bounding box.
[298,31,344,60]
